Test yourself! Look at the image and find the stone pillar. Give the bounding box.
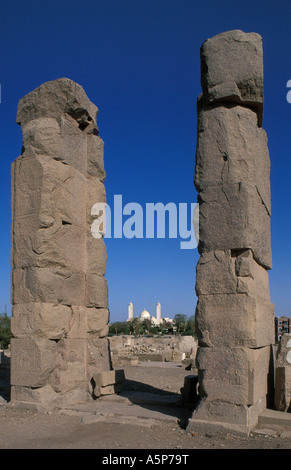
[128,302,133,322]
[10,78,112,410]
[274,334,291,412]
[156,302,161,326]
[188,31,275,435]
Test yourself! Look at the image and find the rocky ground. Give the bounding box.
[0,361,291,450]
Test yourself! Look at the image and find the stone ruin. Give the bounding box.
[109,335,197,367]
[275,334,291,412]
[8,32,290,433]
[188,30,275,435]
[10,78,116,409]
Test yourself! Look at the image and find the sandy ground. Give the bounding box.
[0,361,291,450]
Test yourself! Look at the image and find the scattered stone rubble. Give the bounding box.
[189,30,275,436]
[10,78,115,410]
[109,335,197,368]
[92,369,125,398]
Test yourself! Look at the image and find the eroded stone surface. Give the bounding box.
[196,346,271,406]
[16,78,98,127]
[11,78,112,408]
[200,30,264,124]
[194,103,271,212]
[197,182,272,269]
[190,31,274,436]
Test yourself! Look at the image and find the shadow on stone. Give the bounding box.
[0,359,11,403]
[120,378,197,429]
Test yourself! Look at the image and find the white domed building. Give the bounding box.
[140,309,151,321]
[127,302,173,327]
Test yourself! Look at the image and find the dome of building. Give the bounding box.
[140,309,151,320]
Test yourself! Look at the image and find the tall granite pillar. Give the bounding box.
[189,31,275,435]
[10,78,112,409]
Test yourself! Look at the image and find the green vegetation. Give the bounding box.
[0,313,12,349]
[173,314,195,336]
[108,318,162,336]
[109,314,196,337]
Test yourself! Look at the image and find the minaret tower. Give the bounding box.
[128,302,133,322]
[156,302,161,326]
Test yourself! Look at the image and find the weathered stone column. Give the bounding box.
[10,78,112,409]
[274,334,291,412]
[188,31,275,435]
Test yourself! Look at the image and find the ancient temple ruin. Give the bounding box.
[10,78,113,409]
[9,33,285,434]
[189,30,275,435]
[275,334,291,412]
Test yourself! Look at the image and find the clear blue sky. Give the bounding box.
[0,0,291,322]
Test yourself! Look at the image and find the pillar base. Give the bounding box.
[187,398,266,437]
